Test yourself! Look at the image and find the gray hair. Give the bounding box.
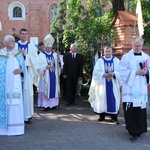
[132,37,144,44]
[3,35,15,43]
[70,43,78,49]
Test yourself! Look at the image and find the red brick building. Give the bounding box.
[0,0,59,42]
[111,11,150,58]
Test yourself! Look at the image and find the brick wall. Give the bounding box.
[0,0,59,42]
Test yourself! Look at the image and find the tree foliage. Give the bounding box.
[50,0,150,80]
[62,0,114,79]
[50,0,68,53]
[110,0,125,14]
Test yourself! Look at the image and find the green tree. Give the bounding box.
[50,0,68,53]
[110,0,125,14]
[130,0,150,45]
[63,0,113,79]
[50,0,150,82]
[51,0,114,80]
[62,0,84,51]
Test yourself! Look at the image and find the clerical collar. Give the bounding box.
[5,48,14,53]
[104,55,112,60]
[18,40,28,45]
[134,52,142,56]
[45,51,52,55]
[5,48,16,55]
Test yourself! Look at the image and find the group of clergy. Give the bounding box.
[0,30,149,142]
[88,37,150,141]
[0,29,61,136]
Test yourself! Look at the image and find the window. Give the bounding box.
[13,7,22,17]
[50,5,57,23]
[8,2,25,20]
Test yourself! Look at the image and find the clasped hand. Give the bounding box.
[13,69,23,75]
[136,68,147,76]
[103,72,114,80]
[20,49,26,56]
[46,65,55,72]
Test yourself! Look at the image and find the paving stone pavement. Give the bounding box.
[0,96,150,150]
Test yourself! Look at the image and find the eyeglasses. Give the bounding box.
[134,45,142,47]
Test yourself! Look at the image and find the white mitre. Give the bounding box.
[44,34,55,47]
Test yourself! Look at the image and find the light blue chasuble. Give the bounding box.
[0,51,26,128]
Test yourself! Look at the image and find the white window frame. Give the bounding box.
[8,2,25,20]
[50,5,57,23]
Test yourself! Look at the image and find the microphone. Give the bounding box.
[139,62,144,76]
[139,62,143,69]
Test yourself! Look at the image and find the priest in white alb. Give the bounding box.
[15,28,40,124]
[0,35,27,136]
[88,46,121,124]
[119,37,150,141]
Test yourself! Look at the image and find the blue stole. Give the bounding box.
[0,52,26,128]
[0,57,7,128]
[102,56,116,112]
[43,51,56,98]
[16,52,26,78]
[18,42,29,54]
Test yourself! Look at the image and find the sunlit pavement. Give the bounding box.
[0,96,150,150]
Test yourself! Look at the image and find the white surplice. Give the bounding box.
[15,41,40,120]
[0,48,25,136]
[119,49,150,108]
[88,56,122,114]
[37,51,60,108]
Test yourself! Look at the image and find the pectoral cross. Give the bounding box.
[107,63,112,82]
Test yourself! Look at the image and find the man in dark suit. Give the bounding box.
[63,43,84,106]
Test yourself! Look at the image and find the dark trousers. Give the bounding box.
[60,73,66,99]
[100,113,118,122]
[123,102,147,136]
[66,76,78,104]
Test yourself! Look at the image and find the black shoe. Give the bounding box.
[24,120,31,124]
[72,102,76,105]
[115,121,120,125]
[111,119,119,125]
[51,106,57,109]
[98,118,104,122]
[66,103,71,106]
[42,107,50,111]
[137,134,141,137]
[130,135,137,141]
[63,97,66,101]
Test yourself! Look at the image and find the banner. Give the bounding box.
[136,0,144,37]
